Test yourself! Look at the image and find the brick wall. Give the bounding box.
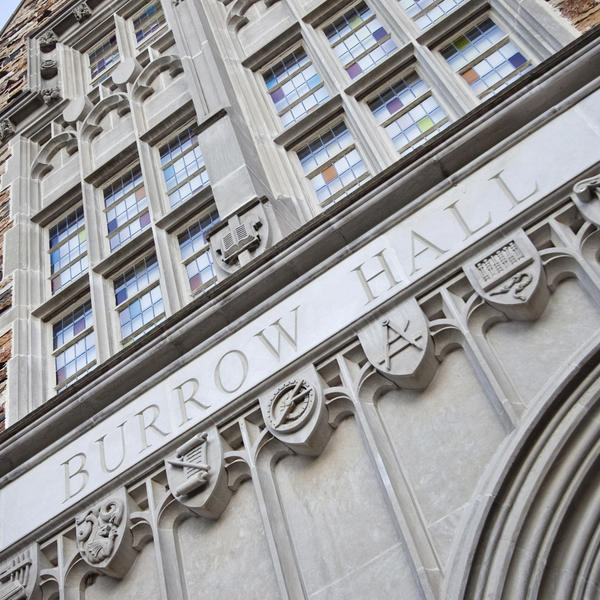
[549,0,600,31]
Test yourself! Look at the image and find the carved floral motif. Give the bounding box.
[39,31,58,52]
[41,87,61,105]
[72,2,92,22]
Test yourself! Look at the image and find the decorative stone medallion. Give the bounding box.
[75,494,136,579]
[38,30,58,52]
[165,427,231,519]
[260,371,331,456]
[357,298,437,389]
[266,379,316,433]
[464,229,548,320]
[0,545,39,600]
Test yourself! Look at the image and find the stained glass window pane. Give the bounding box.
[49,206,88,293]
[324,2,397,80]
[263,48,329,128]
[368,73,450,155]
[442,19,531,98]
[297,123,369,206]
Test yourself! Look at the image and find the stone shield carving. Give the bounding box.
[75,493,136,579]
[165,426,231,519]
[572,173,600,227]
[0,545,40,600]
[357,297,437,389]
[260,370,330,456]
[464,229,548,320]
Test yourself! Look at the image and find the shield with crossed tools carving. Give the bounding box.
[463,229,548,321]
[165,426,231,519]
[357,297,437,390]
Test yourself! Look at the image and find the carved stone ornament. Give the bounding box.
[72,2,92,22]
[75,495,137,579]
[217,214,261,265]
[40,87,61,106]
[0,546,39,600]
[260,372,331,455]
[40,59,58,80]
[464,229,549,321]
[357,297,438,390]
[38,31,58,52]
[0,119,15,143]
[572,173,600,227]
[210,204,270,274]
[165,426,232,519]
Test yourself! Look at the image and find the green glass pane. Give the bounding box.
[78,230,87,242]
[417,116,434,133]
[455,36,470,50]
[349,15,363,29]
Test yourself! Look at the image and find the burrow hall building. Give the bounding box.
[0,0,599,597]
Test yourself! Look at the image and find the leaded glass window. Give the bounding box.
[49,207,88,294]
[114,255,164,342]
[368,73,449,154]
[133,2,166,46]
[104,166,150,251]
[324,2,397,80]
[400,0,465,30]
[442,18,530,98]
[263,48,329,128]
[53,301,96,389]
[297,123,369,206]
[160,125,210,208]
[89,33,119,81]
[178,208,220,293]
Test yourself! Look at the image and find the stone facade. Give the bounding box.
[0,0,599,599]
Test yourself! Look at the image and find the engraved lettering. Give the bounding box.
[490,170,538,208]
[95,421,127,474]
[410,230,447,275]
[62,452,89,502]
[352,250,401,304]
[136,404,170,453]
[174,378,210,426]
[214,350,248,393]
[444,199,492,240]
[254,306,300,360]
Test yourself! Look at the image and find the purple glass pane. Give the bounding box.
[508,52,526,69]
[346,62,362,79]
[386,98,403,114]
[372,27,387,42]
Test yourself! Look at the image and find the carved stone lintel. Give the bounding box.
[39,31,58,52]
[40,59,58,80]
[72,2,92,22]
[0,120,15,143]
[358,298,438,390]
[261,371,331,456]
[75,493,137,579]
[464,229,549,321]
[165,427,232,519]
[572,174,600,227]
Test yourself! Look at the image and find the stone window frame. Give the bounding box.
[292,117,371,208]
[260,43,331,130]
[130,1,168,51]
[432,11,537,102]
[112,251,166,346]
[158,122,211,210]
[174,204,221,297]
[49,294,97,393]
[318,0,402,87]
[362,61,452,157]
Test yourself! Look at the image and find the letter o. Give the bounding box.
[214,350,249,394]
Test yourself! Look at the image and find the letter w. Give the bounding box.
[255,306,300,361]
